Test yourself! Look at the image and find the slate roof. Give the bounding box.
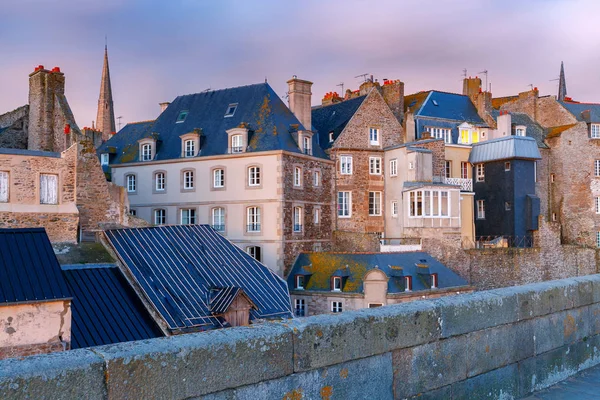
[559,100,600,123]
[287,252,469,294]
[0,228,71,304]
[405,91,487,125]
[491,110,549,149]
[311,96,366,150]
[98,83,328,164]
[469,136,542,164]
[61,264,164,349]
[104,225,292,331]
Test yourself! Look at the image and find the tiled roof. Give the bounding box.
[559,100,600,123]
[0,228,71,304]
[546,124,578,138]
[287,252,468,294]
[469,136,542,164]
[104,225,292,331]
[98,83,328,164]
[416,91,487,125]
[61,264,163,349]
[311,96,366,150]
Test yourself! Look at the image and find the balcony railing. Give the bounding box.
[444,177,473,192]
[293,224,303,233]
[247,223,261,232]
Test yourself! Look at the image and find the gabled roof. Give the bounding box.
[0,228,71,304]
[209,287,256,315]
[98,83,328,164]
[61,264,163,349]
[404,91,430,114]
[104,225,292,332]
[287,252,468,294]
[469,136,542,164]
[559,100,600,123]
[406,91,487,126]
[311,96,366,150]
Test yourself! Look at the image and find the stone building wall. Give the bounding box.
[281,153,334,275]
[410,138,445,178]
[332,230,379,252]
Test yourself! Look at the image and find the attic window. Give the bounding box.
[432,100,439,106]
[329,132,334,143]
[431,273,438,289]
[295,275,305,290]
[225,104,238,118]
[331,276,342,292]
[100,153,109,166]
[404,276,413,292]
[176,110,189,123]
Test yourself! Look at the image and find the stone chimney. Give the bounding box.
[381,79,405,123]
[159,102,170,113]
[321,92,342,106]
[497,111,512,137]
[462,76,482,98]
[28,65,66,152]
[287,76,313,131]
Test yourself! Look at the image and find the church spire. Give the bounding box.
[558,61,567,101]
[96,44,116,141]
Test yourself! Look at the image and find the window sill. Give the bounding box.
[338,215,351,219]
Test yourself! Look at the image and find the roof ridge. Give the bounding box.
[127,119,156,125]
[174,82,268,100]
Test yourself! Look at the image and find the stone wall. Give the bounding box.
[332,230,379,252]
[3,276,600,399]
[0,105,28,149]
[410,138,445,178]
[0,212,78,243]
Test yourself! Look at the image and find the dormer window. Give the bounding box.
[100,153,109,166]
[231,135,242,153]
[227,127,248,154]
[458,123,479,144]
[331,276,342,292]
[302,136,312,155]
[295,275,305,290]
[515,126,526,137]
[184,139,195,157]
[591,124,600,139]
[141,144,152,161]
[369,127,380,145]
[176,110,189,123]
[329,132,334,143]
[431,273,438,289]
[224,103,238,118]
[138,139,156,162]
[404,275,413,292]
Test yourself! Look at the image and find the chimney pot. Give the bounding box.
[51,67,61,73]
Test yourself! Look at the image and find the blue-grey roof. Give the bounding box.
[98,83,328,164]
[0,148,61,158]
[287,252,468,294]
[491,110,549,149]
[469,136,542,164]
[311,96,366,150]
[0,228,71,304]
[61,264,163,349]
[559,100,600,123]
[413,91,487,125]
[104,225,292,331]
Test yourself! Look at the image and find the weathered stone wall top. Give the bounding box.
[3,275,600,399]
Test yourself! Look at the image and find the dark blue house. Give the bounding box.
[469,136,542,246]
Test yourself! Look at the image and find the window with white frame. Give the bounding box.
[212,207,225,231]
[515,127,526,137]
[332,277,342,292]
[596,197,600,214]
[314,208,320,224]
[444,161,451,178]
[425,126,452,143]
[592,124,600,139]
[404,276,413,292]
[224,103,237,117]
[295,276,305,290]
[180,208,196,225]
[595,160,600,177]
[141,143,152,161]
[338,191,351,217]
[409,190,450,217]
[155,172,165,191]
[369,127,379,145]
[391,200,398,217]
[390,159,397,176]
[294,298,306,316]
[431,273,438,289]
[293,206,303,232]
[505,202,512,211]
[369,157,382,175]
[459,125,480,144]
[100,153,109,166]
[302,136,311,155]
[176,110,188,123]
[331,301,343,313]
[246,246,262,262]
[313,170,321,187]
[247,206,261,232]
[477,200,485,219]
[369,191,382,215]
[505,162,511,171]
[213,168,224,188]
[476,164,485,182]
[184,139,195,157]
[597,232,600,248]
[129,209,137,216]
[248,166,261,186]
[409,161,414,170]
[231,135,243,153]
[183,170,194,189]
[126,174,136,193]
[294,167,302,187]
[154,209,166,225]
[329,132,334,143]
[340,155,352,175]
[0,171,8,202]
[461,162,469,179]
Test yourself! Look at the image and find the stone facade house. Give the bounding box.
[287,251,472,317]
[99,78,334,276]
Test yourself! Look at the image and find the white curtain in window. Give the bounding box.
[40,174,58,204]
[0,172,8,202]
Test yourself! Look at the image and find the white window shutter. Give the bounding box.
[0,172,8,202]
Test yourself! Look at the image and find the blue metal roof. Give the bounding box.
[61,264,163,349]
[209,287,255,315]
[414,91,487,125]
[559,100,600,123]
[469,136,542,164]
[0,228,71,304]
[98,83,328,164]
[311,96,366,150]
[287,252,468,294]
[104,225,292,331]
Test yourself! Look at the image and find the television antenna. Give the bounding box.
[528,84,534,90]
[336,82,344,94]
[354,73,369,83]
[462,68,467,79]
[116,116,123,131]
[478,69,488,92]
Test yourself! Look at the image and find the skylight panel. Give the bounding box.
[176,110,189,123]
[224,103,238,118]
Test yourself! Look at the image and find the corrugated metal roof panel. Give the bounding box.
[62,264,163,349]
[0,228,71,304]
[469,136,541,164]
[105,225,292,331]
